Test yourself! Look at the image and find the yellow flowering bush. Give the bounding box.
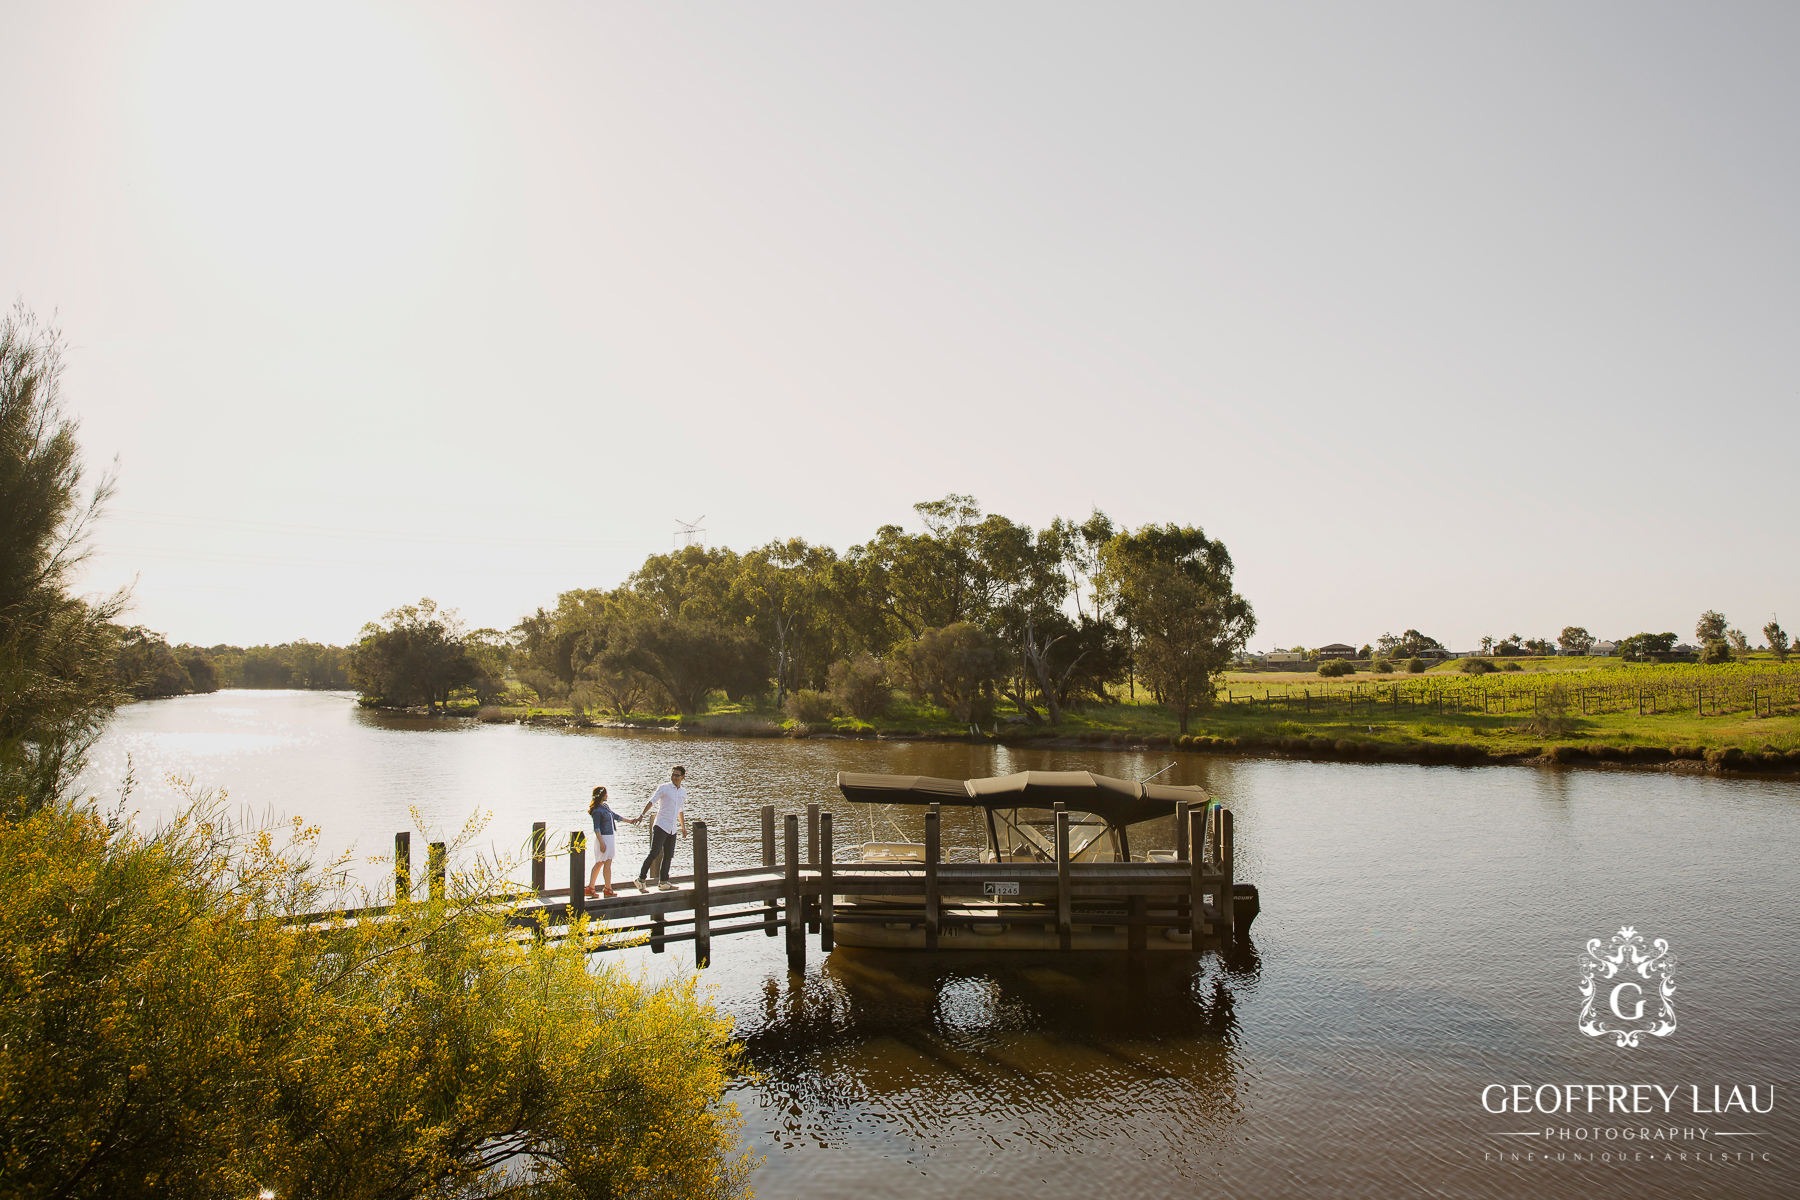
[0,793,752,1199]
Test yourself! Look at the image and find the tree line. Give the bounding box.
[420,495,1258,734]
[113,633,355,699]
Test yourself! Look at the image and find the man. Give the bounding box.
[634,765,688,892]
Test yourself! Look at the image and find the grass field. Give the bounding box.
[472,657,1800,759]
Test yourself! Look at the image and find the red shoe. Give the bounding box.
[584,886,597,898]
[602,887,617,898]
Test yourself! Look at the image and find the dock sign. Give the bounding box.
[983,881,1020,896]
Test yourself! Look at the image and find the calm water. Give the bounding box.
[80,691,1800,1199]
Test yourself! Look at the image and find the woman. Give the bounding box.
[585,785,638,898]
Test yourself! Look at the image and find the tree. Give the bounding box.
[893,623,1004,725]
[1114,559,1255,735]
[1558,626,1594,656]
[1,306,128,818]
[1726,628,1749,659]
[1764,618,1789,662]
[1523,636,1555,656]
[733,538,834,708]
[114,627,194,699]
[601,617,766,715]
[1096,522,1254,733]
[1390,629,1443,657]
[1480,635,1494,657]
[351,599,478,711]
[1616,632,1678,661]
[1695,610,1728,646]
[1700,640,1732,665]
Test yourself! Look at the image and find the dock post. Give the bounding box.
[1128,894,1147,955]
[531,822,546,893]
[569,831,586,925]
[1054,804,1071,952]
[762,805,779,937]
[1188,807,1206,942]
[784,813,804,972]
[428,841,446,901]
[806,803,821,933]
[924,803,940,950]
[693,820,710,968]
[1172,800,1189,934]
[1210,803,1223,866]
[1219,809,1236,940]
[820,811,834,953]
[394,831,411,901]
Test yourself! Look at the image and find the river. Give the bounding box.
[77,690,1800,1199]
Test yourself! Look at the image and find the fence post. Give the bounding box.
[762,805,779,937]
[924,803,941,950]
[1054,804,1071,952]
[784,813,804,972]
[428,841,446,901]
[693,820,710,968]
[531,822,546,893]
[806,803,821,933]
[820,811,834,953]
[1174,799,1189,861]
[394,831,411,901]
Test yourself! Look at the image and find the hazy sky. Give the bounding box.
[3,1,1795,651]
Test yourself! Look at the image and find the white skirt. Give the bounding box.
[593,832,617,862]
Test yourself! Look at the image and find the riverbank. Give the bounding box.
[443,703,1800,779]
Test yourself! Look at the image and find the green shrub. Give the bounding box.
[1459,658,1498,675]
[1335,739,1357,755]
[827,654,891,719]
[1316,659,1355,677]
[1699,640,1733,665]
[1405,657,1426,673]
[1371,657,1393,673]
[1503,661,1523,672]
[783,689,838,724]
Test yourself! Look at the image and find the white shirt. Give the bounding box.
[648,782,687,834]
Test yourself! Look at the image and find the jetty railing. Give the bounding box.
[309,801,1240,972]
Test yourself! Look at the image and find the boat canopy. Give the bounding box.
[835,770,1202,828]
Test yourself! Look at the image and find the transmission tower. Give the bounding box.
[674,515,706,550]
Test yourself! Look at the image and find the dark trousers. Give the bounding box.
[638,825,678,881]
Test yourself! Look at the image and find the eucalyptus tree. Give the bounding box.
[733,538,836,708]
[1098,522,1255,733]
[0,306,128,817]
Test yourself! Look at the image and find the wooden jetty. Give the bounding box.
[385,797,1254,971]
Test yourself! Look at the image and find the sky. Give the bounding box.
[2,0,1795,653]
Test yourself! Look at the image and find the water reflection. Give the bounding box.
[735,947,1254,1187]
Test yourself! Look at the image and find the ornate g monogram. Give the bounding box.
[1579,926,1676,1047]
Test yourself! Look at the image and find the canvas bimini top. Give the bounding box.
[835,769,1202,828]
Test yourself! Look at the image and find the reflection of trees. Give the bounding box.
[734,948,1258,1164]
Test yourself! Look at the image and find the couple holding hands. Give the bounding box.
[584,764,688,897]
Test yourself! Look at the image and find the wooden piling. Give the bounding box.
[1128,893,1147,954]
[924,803,941,950]
[1219,808,1236,940]
[1054,804,1071,952]
[1174,799,1189,861]
[1188,808,1205,940]
[692,820,710,968]
[806,803,821,933]
[428,841,446,901]
[819,811,834,953]
[569,831,586,920]
[531,822,546,893]
[784,813,804,971]
[394,831,411,900]
[762,805,778,937]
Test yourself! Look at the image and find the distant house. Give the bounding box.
[1592,640,1617,656]
[1674,643,1698,654]
[1316,643,1357,659]
[1265,651,1304,664]
[1417,648,1452,660]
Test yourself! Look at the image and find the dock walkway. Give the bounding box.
[371,801,1245,970]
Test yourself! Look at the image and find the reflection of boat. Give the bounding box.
[830,770,1260,952]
